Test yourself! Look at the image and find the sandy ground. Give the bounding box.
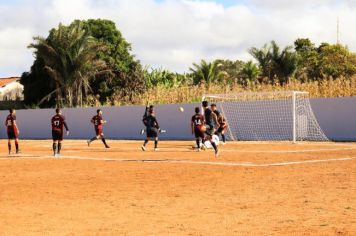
[0,140,355,235]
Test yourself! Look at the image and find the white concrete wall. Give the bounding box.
[0,97,356,141]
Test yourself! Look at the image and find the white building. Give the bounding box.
[0,77,24,101]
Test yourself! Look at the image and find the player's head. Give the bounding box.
[9,108,15,114]
[97,109,102,115]
[210,104,217,111]
[56,108,61,114]
[149,105,154,114]
[195,107,200,114]
[202,101,209,108]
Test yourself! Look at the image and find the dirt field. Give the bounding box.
[0,140,355,235]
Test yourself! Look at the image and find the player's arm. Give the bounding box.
[191,120,195,134]
[13,120,20,134]
[154,117,160,130]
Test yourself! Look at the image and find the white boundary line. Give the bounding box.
[1,154,355,167]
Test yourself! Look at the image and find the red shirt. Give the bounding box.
[92,115,103,129]
[191,114,205,129]
[52,114,66,132]
[5,114,17,133]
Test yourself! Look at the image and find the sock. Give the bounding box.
[58,143,62,154]
[154,140,158,149]
[53,143,57,154]
[143,140,148,146]
[222,134,226,143]
[8,142,11,152]
[90,137,97,143]
[211,142,217,151]
[101,138,108,146]
[196,139,200,148]
[15,140,19,152]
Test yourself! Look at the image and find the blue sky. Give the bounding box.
[0,0,355,77]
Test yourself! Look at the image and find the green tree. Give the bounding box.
[249,41,298,84]
[189,60,225,88]
[27,21,109,107]
[240,61,261,85]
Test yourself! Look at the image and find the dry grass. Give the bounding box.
[126,76,356,105]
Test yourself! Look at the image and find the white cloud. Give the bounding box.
[0,0,355,77]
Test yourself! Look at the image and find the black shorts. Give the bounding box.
[194,128,204,139]
[52,130,63,141]
[147,128,158,138]
[205,125,215,136]
[7,131,18,139]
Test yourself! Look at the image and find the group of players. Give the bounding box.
[4,100,227,158]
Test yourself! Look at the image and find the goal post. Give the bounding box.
[202,91,328,142]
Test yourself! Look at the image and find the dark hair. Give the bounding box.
[97,109,101,114]
[149,105,154,109]
[195,107,200,114]
[202,101,209,108]
[56,108,61,114]
[211,104,217,107]
[9,108,14,114]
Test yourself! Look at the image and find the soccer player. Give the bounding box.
[141,106,160,151]
[191,107,205,151]
[141,105,154,135]
[5,109,20,155]
[202,101,219,157]
[51,108,69,157]
[87,109,110,148]
[211,104,228,144]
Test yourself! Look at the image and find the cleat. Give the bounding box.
[154,148,160,152]
[105,145,110,148]
[221,142,226,145]
[87,140,90,147]
[141,146,146,151]
[16,150,21,154]
[57,154,61,158]
[197,148,201,152]
[201,145,206,151]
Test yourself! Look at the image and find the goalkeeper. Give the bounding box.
[211,104,228,144]
[202,101,219,157]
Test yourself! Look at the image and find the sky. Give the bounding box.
[0,0,355,77]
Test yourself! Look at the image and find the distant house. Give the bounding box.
[0,77,24,101]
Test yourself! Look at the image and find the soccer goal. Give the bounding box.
[203,91,328,142]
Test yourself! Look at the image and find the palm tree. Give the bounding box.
[189,60,224,89]
[241,61,261,84]
[29,21,111,107]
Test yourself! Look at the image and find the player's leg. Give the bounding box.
[206,128,219,157]
[57,140,62,156]
[88,128,100,146]
[154,137,159,151]
[221,129,226,144]
[52,141,57,156]
[7,139,11,155]
[99,132,110,148]
[142,136,150,151]
[15,138,20,154]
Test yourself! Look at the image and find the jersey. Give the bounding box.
[92,115,103,129]
[204,108,214,127]
[145,115,159,130]
[5,114,17,133]
[191,114,205,129]
[51,114,66,132]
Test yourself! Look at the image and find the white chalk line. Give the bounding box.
[0,154,355,167]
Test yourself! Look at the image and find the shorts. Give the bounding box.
[205,125,215,136]
[194,127,205,139]
[52,130,63,141]
[147,128,158,138]
[95,127,103,136]
[7,130,18,139]
[217,124,227,134]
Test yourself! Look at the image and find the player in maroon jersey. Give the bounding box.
[211,104,228,144]
[5,109,20,155]
[51,108,69,157]
[191,107,206,151]
[87,109,109,148]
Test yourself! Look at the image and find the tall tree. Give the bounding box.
[189,60,225,89]
[27,21,109,107]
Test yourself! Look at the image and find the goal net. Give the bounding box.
[203,91,328,142]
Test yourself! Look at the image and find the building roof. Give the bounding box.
[0,77,20,87]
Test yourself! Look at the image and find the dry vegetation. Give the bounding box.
[110,76,356,105]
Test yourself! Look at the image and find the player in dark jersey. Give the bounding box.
[141,105,154,135]
[191,107,205,151]
[211,104,228,144]
[141,106,160,151]
[202,101,219,157]
[87,109,110,148]
[51,108,69,157]
[5,109,20,155]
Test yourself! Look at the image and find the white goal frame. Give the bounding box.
[202,91,329,143]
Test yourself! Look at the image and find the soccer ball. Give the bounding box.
[179,107,184,112]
